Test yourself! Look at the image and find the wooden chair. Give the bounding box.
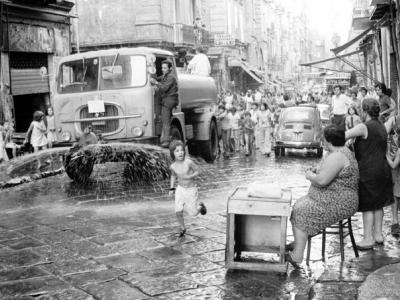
[306,217,359,265]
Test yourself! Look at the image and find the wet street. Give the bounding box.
[0,150,400,299]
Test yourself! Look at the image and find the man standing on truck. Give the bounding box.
[151,60,179,148]
[187,47,211,77]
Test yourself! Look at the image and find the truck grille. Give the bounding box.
[80,105,119,133]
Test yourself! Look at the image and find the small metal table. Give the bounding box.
[225,186,292,272]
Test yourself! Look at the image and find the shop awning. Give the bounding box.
[299,49,363,67]
[331,17,387,54]
[228,58,263,84]
[331,26,374,54]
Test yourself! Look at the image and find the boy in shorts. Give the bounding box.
[169,140,207,237]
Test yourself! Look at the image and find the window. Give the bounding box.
[100,55,147,90]
[58,58,99,94]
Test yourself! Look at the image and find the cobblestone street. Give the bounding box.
[0,151,399,299]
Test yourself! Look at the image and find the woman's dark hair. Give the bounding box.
[169,140,185,160]
[359,87,367,93]
[362,98,380,119]
[283,94,290,101]
[387,88,393,97]
[351,91,357,98]
[251,102,258,108]
[375,82,387,95]
[33,111,44,122]
[348,106,358,115]
[324,125,345,146]
[243,111,251,118]
[260,102,268,110]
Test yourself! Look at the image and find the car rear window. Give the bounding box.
[283,108,314,122]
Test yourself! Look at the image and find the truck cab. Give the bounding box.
[53,47,219,161]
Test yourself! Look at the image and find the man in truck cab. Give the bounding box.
[151,60,179,148]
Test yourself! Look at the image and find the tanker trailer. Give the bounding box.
[178,73,219,162]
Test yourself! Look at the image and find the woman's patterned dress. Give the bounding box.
[291,147,359,236]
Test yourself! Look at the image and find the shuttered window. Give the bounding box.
[9,52,50,96]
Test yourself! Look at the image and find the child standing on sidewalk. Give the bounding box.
[169,140,207,237]
[386,133,400,236]
[386,115,400,235]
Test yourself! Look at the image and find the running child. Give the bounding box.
[169,140,207,237]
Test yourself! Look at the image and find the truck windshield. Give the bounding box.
[100,55,147,90]
[58,58,99,94]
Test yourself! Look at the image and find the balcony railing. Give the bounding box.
[173,23,210,47]
[353,8,372,18]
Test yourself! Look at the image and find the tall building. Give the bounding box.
[0,0,74,132]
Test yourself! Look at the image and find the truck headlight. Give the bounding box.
[61,131,72,142]
[132,127,144,137]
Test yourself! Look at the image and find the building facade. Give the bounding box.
[0,0,74,133]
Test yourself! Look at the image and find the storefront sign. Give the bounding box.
[8,23,54,53]
[214,34,235,46]
[325,78,350,85]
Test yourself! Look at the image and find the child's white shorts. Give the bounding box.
[175,186,199,216]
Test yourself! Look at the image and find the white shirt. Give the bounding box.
[332,94,352,115]
[187,53,211,76]
[254,92,262,102]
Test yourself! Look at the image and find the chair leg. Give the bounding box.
[347,217,359,258]
[322,229,326,262]
[306,236,312,265]
[339,220,344,261]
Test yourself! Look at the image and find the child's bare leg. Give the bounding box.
[176,211,185,231]
[391,197,400,235]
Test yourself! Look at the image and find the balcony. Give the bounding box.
[353,8,371,18]
[352,6,373,30]
[173,23,210,48]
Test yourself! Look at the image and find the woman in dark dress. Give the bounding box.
[346,98,393,250]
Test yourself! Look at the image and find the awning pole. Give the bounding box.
[335,54,378,83]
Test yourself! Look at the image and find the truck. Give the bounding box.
[53,47,219,162]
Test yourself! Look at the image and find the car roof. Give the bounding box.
[285,105,317,111]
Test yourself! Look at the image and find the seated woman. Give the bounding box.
[287,125,359,268]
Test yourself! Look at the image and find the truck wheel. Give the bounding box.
[317,147,323,158]
[200,120,218,162]
[170,125,182,142]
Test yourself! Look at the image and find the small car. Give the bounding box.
[274,105,324,157]
[316,104,331,127]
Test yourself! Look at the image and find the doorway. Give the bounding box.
[13,93,49,132]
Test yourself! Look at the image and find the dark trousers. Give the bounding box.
[161,105,172,144]
[160,96,178,144]
[332,114,346,131]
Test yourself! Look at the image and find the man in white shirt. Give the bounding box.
[331,85,352,131]
[187,47,211,77]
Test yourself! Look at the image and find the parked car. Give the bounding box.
[316,104,331,127]
[274,105,324,157]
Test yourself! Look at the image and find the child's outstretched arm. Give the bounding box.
[169,167,177,196]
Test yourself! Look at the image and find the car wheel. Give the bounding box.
[317,147,323,158]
